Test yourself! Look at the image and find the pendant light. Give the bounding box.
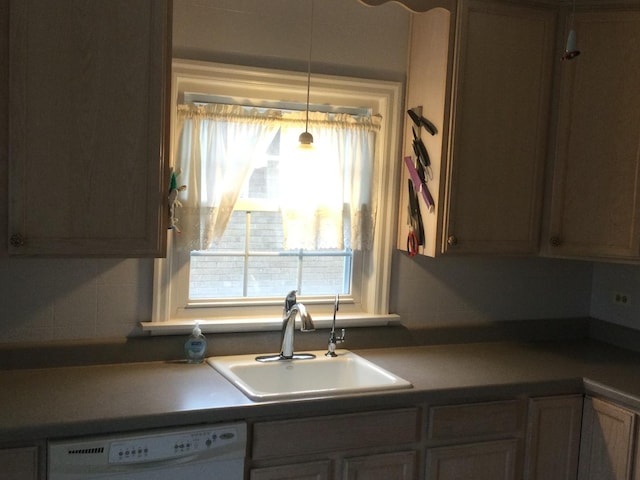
[562,0,580,61]
[299,0,314,148]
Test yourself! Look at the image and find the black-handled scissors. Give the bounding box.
[412,127,433,181]
[407,109,437,136]
[407,180,423,256]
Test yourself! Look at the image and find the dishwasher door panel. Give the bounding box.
[49,458,245,480]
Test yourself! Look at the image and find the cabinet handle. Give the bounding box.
[9,234,26,247]
[447,235,458,246]
[549,236,562,247]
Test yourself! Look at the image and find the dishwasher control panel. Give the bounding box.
[108,425,239,464]
[49,421,247,478]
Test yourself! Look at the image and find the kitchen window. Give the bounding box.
[148,60,402,333]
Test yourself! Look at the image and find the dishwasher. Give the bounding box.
[48,421,246,480]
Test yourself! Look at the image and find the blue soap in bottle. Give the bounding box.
[185,322,207,363]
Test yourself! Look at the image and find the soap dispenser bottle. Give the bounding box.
[184,322,207,363]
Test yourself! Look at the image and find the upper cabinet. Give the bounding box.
[8,0,171,257]
[397,0,556,256]
[445,0,556,255]
[544,8,640,261]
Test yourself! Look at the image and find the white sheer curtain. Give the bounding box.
[173,104,381,251]
[278,111,380,250]
[174,104,279,250]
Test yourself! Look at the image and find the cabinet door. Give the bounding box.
[578,397,635,480]
[524,395,583,480]
[547,10,640,260]
[0,446,39,480]
[8,0,171,257]
[342,451,416,480]
[443,0,555,254]
[250,460,331,480]
[397,6,453,257]
[426,439,517,480]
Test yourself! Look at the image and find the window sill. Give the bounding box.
[140,313,401,336]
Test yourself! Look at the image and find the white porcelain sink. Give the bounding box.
[207,350,412,401]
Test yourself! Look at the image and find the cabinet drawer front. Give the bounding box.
[252,408,420,460]
[428,400,522,444]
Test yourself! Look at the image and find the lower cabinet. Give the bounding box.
[342,451,416,480]
[0,446,39,480]
[425,399,526,480]
[251,452,416,480]
[249,408,420,480]
[578,396,635,480]
[426,439,517,480]
[524,395,583,480]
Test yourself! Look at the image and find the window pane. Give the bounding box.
[249,211,283,251]
[246,256,298,297]
[212,211,246,252]
[244,157,280,200]
[300,254,351,295]
[189,255,244,299]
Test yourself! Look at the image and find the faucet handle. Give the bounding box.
[284,290,297,312]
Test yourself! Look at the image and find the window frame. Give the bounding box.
[146,59,403,334]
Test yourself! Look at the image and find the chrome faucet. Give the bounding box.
[256,290,315,362]
[280,290,315,358]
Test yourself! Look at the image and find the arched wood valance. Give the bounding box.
[357,0,454,13]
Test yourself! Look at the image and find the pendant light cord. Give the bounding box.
[562,0,580,60]
[304,0,314,134]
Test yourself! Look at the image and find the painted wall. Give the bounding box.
[0,259,153,341]
[0,0,622,345]
[391,253,593,328]
[172,0,410,82]
[591,262,640,330]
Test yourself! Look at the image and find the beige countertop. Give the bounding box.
[2,338,640,445]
